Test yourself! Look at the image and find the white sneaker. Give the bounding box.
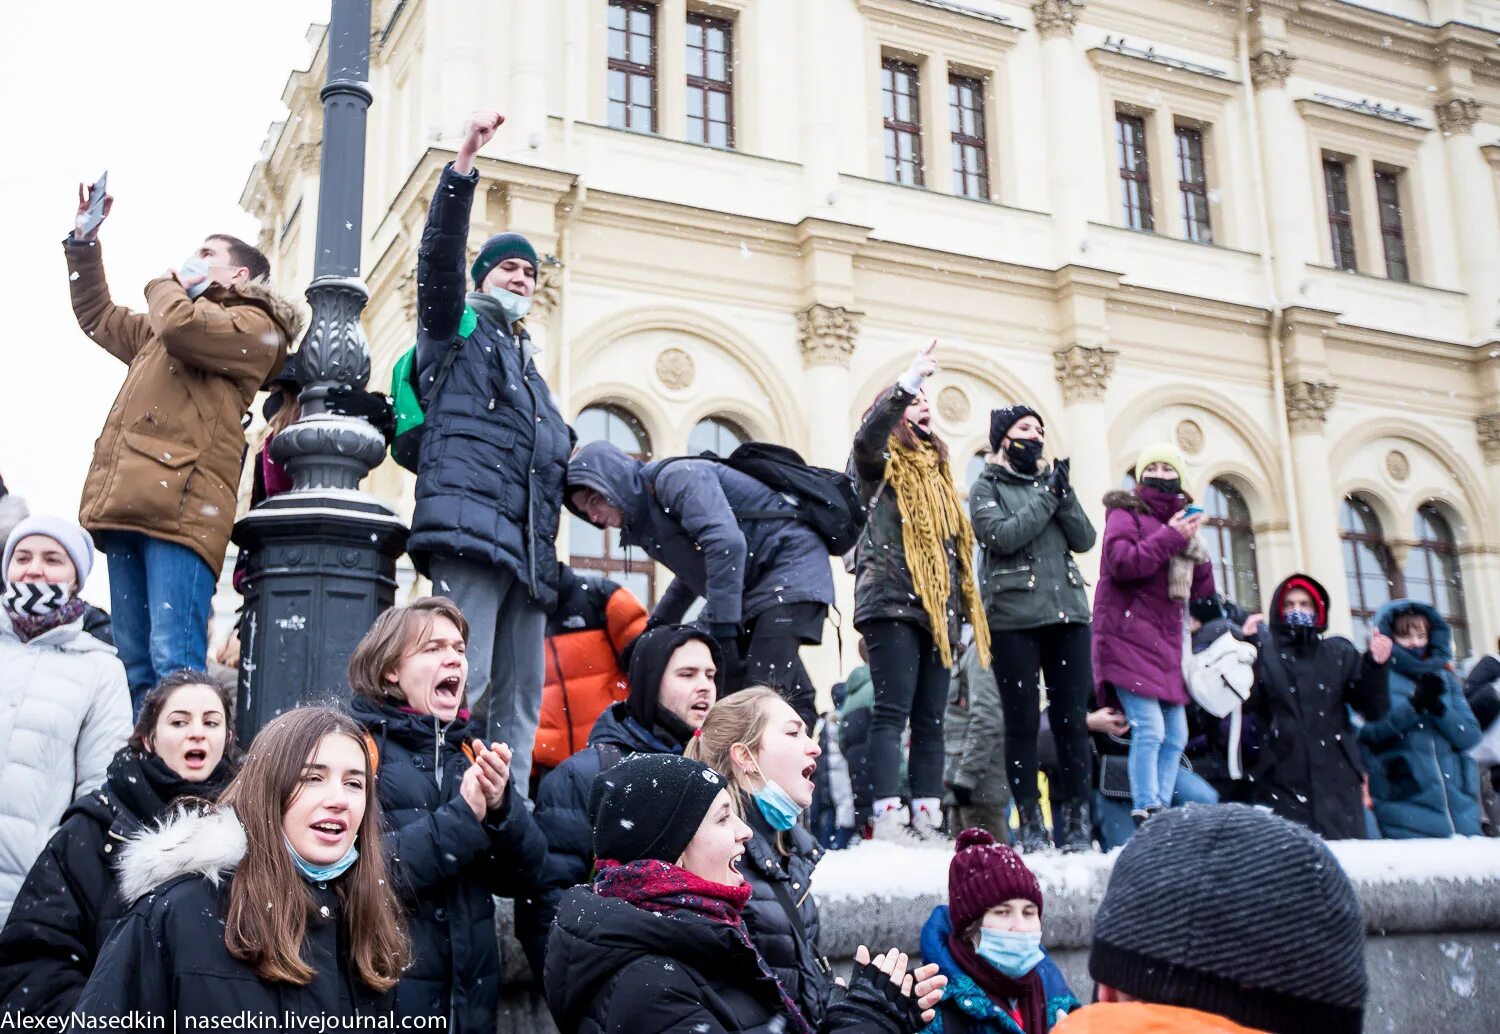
[870,803,912,841]
[910,798,946,842]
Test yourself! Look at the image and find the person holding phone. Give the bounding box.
[1091,444,1214,827]
[64,182,300,710]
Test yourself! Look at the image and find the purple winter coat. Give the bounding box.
[1092,489,1214,707]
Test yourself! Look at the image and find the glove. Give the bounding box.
[950,783,974,807]
[842,958,931,1034]
[896,343,939,395]
[1412,672,1448,717]
[1048,458,1071,498]
[325,384,397,445]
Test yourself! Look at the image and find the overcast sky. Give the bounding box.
[1,2,330,599]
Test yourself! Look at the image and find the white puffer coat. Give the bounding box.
[0,608,130,925]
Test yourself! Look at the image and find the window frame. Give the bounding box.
[1323,156,1358,272]
[1116,110,1155,232]
[568,403,657,602]
[1405,503,1468,656]
[882,56,925,187]
[1201,479,1258,610]
[1174,123,1212,245]
[607,0,659,134]
[1373,166,1409,283]
[685,11,733,148]
[1340,495,1396,644]
[948,73,989,201]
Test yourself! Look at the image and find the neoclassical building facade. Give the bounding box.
[241,0,1500,685]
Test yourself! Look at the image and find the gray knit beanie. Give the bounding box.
[1089,804,1367,1034]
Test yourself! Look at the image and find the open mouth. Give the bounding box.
[727,849,744,879]
[689,698,712,718]
[183,749,208,768]
[433,675,462,702]
[310,818,347,843]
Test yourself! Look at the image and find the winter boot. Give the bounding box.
[1058,799,1093,854]
[869,798,912,842]
[910,797,948,842]
[1015,803,1051,853]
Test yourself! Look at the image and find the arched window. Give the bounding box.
[570,404,656,603]
[1340,495,1395,646]
[1406,504,1469,657]
[688,416,748,456]
[1201,480,1259,610]
[964,451,989,493]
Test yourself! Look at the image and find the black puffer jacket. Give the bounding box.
[544,885,919,1034]
[739,796,829,1027]
[848,385,962,640]
[348,697,546,1032]
[407,161,573,609]
[75,808,394,1021]
[0,748,232,1016]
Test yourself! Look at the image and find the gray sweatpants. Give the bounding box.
[428,555,547,796]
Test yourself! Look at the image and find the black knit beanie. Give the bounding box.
[1090,804,1366,1034]
[591,753,728,864]
[989,405,1042,453]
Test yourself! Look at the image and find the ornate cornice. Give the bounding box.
[1285,381,1338,434]
[1031,0,1081,41]
[1435,97,1482,135]
[1053,345,1117,404]
[530,267,562,321]
[796,304,862,368]
[1249,49,1295,90]
[1477,413,1500,465]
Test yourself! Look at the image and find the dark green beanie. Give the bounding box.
[471,232,539,287]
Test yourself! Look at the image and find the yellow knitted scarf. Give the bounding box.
[885,437,991,668]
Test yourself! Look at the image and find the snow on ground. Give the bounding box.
[814,833,1500,902]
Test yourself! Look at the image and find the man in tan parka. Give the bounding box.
[64,185,301,710]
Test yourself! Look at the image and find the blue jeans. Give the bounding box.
[1093,769,1219,850]
[98,531,215,713]
[1116,687,1188,811]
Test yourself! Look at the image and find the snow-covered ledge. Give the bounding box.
[496,837,1500,1033]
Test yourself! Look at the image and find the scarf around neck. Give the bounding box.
[4,582,85,643]
[885,437,990,668]
[593,859,811,1034]
[948,930,1048,1034]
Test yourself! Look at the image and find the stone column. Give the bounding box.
[1032,1,1089,264]
[1470,414,1500,650]
[1250,48,1317,303]
[1437,97,1500,340]
[797,304,861,470]
[1284,380,1351,632]
[1053,343,1116,583]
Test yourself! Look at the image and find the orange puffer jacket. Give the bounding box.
[534,569,648,773]
[1053,1002,1267,1033]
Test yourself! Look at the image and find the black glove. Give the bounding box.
[949,783,974,808]
[1412,672,1448,717]
[1048,457,1071,498]
[839,958,931,1034]
[325,384,397,445]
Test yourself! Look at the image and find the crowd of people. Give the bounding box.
[1,108,1497,1031]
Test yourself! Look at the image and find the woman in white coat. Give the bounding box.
[0,516,131,926]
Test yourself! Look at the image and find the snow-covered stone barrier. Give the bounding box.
[496,835,1500,1032]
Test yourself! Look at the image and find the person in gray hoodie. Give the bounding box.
[566,441,833,727]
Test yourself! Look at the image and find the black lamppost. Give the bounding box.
[233,0,405,737]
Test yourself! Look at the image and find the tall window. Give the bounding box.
[570,404,656,602]
[1175,124,1212,244]
[1340,495,1394,645]
[608,1,657,133]
[686,13,732,147]
[882,58,923,186]
[949,74,988,200]
[1374,168,1409,283]
[1323,157,1357,272]
[1407,504,1468,656]
[1116,112,1154,231]
[688,416,748,456]
[1202,480,1258,609]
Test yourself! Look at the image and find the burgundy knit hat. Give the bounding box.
[949,828,1043,934]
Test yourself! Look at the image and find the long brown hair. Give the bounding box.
[865,390,949,463]
[684,687,785,800]
[347,596,469,703]
[218,707,409,991]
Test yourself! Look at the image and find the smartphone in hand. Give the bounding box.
[77,171,109,237]
[1182,505,1205,517]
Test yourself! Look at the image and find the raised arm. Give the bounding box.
[1099,509,1188,582]
[64,239,153,365]
[145,278,287,382]
[850,341,938,487]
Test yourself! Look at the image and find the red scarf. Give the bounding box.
[948,931,1048,1034]
[594,859,810,1034]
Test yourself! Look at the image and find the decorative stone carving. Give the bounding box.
[1436,98,1482,135]
[655,348,696,391]
[937,386,971,424]
[1053,345,1117,404]
[796,303,862,368]
[1477,413,1500,465]
[395,269,417,323]
[1249,49,1295,90]
[1386,450,1410,482]
[1031,0,1082,39]
[1176,419,1205,455]
[530,267,562,321]
[1284,380,1338,434]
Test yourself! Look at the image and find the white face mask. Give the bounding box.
[179,256,214,300]
[486,286,532,323]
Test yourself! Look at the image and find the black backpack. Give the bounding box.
[655,442,866,556]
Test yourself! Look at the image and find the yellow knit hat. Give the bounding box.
[1135,442,1189,490]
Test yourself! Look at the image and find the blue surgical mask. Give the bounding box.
[285,835,359,883]
[486,285,532,323]
[179,257,214,300]
[1284,609,1316,628]
[752,777,803,832]
[976,928,1044,979]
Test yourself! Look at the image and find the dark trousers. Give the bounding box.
[863,618,950,801]
[990,622,1093,807]
[737,603,824,729]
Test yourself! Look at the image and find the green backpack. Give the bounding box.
[390,306,477,472]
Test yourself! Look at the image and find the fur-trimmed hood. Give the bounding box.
[1102,489,1151,514]
[115,806,246,904]
[231,278,307,346]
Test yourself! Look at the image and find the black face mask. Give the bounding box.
[1140,476,1182,495]
[1005,437,1044,475]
